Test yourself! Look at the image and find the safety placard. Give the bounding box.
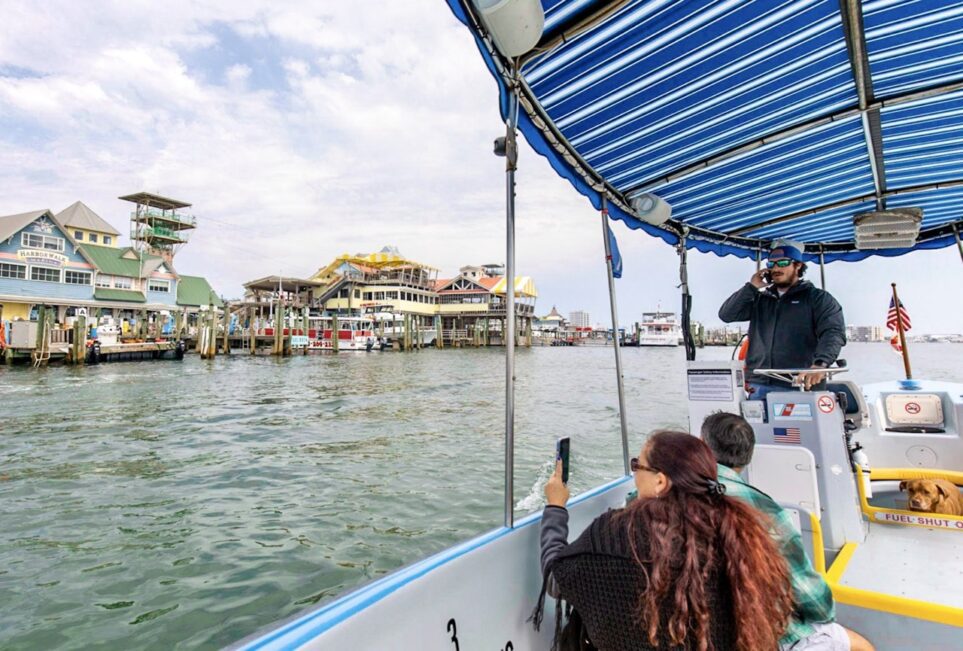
[817,395,835,413]
[686,369,734,402]
[874,511,963,531]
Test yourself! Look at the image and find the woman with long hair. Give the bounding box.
[534,430,794,651]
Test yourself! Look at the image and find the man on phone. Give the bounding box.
[719,242,846,401]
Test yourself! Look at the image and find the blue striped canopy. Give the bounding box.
[447,0,963,263]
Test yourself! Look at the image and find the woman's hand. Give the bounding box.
[545,459,570,507]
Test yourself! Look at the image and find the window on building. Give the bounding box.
[104,236,112,245]
[65,270,92,285]
[113,276,133,289]
[89,233,98,243]
[31,266,61,283]
[0,262,26,279]
[354,289,361,299]
[22,232,65,252]
[74,230,83,240]
[148,279,170,293]
[95,274,112,288]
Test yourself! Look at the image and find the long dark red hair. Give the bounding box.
[616,430,793,651]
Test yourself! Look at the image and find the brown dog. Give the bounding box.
[899,479,963,516]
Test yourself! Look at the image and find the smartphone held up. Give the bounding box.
[556,437,570,484]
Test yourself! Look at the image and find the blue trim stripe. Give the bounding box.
[240,475,632,650]
[445,0,963,262]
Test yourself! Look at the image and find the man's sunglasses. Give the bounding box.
[630,457,660,474]
[766,259,794,269]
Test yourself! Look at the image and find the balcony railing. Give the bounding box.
[131,209,196,229]
[141,226,188,243]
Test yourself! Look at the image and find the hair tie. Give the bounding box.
[705,479,727,499]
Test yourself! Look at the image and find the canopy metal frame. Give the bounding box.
[452,0,963,259]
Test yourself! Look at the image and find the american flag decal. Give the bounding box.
[774,427,802,444]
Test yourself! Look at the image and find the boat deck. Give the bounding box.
[838,524,963,609]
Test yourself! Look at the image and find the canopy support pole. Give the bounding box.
[503,76,520,528]
[819,245,826,289]
[755,249,762,272]
[679,229,696,362]
[601,195,631,476]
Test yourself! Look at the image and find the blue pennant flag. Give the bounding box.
[607,223,623,279]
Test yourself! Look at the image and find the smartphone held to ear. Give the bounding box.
[762,269,771,283]
[556,437,570,484]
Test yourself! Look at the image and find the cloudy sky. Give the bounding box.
[1,1,960,334]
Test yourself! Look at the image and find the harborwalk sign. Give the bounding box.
[17,249,68,267]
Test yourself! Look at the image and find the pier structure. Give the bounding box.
[222,276,323,356]
[0,194,220,365]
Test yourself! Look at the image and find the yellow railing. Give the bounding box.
[854,467,963,530]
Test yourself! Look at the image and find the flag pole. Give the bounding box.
[891,283,912,380]
[601,194,630,476]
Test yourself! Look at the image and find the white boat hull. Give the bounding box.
[637,336,678,347]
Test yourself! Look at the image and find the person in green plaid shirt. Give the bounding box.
[701,412,874,651]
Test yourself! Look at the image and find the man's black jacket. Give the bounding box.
[719,280,846,384]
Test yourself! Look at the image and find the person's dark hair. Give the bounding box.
[796,261,808,278]
[616,431,792,651]
[701,412,755,469]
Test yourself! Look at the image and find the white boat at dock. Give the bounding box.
[635,311,682,347]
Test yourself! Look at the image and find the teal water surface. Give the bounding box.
[0,343,959,649]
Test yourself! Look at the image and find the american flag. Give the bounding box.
[886,296,911,353]
[773,427,801,444]
[886,297,911,332]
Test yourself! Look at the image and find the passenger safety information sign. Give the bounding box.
[686,369,734,402]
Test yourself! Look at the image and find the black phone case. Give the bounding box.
[557,439,570,484]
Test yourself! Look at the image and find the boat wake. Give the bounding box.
[514,459,556,513]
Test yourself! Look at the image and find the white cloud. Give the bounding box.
[0,0,960,338]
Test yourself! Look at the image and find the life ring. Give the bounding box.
[737,336,749,361]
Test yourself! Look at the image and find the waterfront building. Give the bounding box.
[0,194,219,331]
[57,201,120,247]
[296,247,537,345]
[534,305,565,331]
[434,264,537,343]
[568,310,590,328]
[310,247,440,318]
[847,325,885,342]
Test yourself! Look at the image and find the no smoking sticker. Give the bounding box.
[817,396,835,413]
[904,402,921,415]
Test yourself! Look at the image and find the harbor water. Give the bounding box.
[1,343,960,649]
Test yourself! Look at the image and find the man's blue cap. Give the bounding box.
[768,244,804,262]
